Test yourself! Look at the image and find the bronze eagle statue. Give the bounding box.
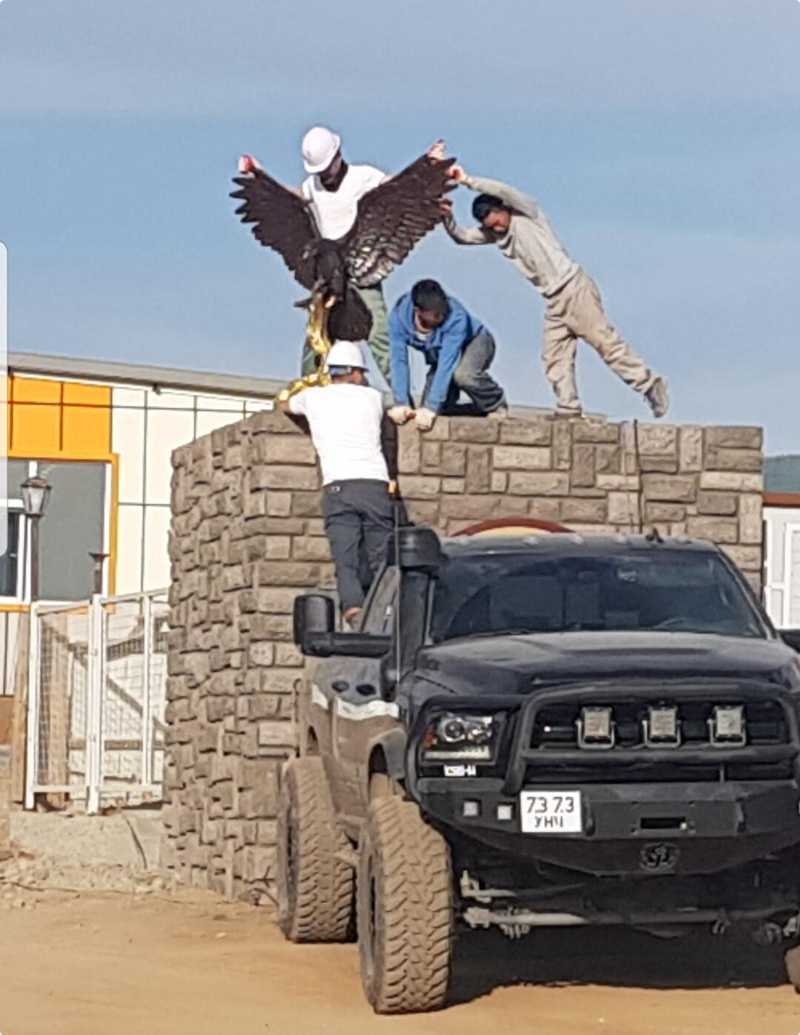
[230,152,456,360]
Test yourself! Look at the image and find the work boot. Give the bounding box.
[646,377,669,419]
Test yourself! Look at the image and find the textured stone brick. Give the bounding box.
[465,447,492,493]
[644,502,686,522]
[686,516,739,544]
[705,426,762,450]
[739,493,763,545]
[679,427,703,472]
[292,537,331,562]
[266,492,292,517]
[259,436,317,465]
[507,472,570,496]
[608,492,642,526]
[442,478,465,494]
[493,446,552,470]
[642,474,697,502]
[571,445,596,488]
[705,447,762,473]
[722,545,762,572]
[397,427,421,473]
[441,444,467,476]
[499,418,552,445]
[561,498,607,523]
[573,421,619,444]
[400,475,442,498]
[697,491,737,516]
[699,472,764,492]
[254,467,321,491]
[449,420,499,443]
[421,441,442,471]
[264,536,291,560]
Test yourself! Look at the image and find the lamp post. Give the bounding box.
[21,475,51,602]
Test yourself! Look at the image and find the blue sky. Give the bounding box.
[1,0,798,450]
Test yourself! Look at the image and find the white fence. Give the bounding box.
[25,590,169,813]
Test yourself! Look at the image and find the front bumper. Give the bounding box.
[407,685,800,876]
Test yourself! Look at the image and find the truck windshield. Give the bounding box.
[430,550,766,643]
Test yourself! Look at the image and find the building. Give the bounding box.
[764,455,800,629]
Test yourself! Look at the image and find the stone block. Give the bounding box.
[739,493,763,545]
[255,467,321,492]
[441,444,467,476]
[705,447,762,473]
[608,492,642,526]
[465,447,492,493]
[705,426,762,450]
[248,642,275,667]
[641,474,698,502]
[686,516,739,544]
[259,436,317,465]
[439,494,503,520]
[291,493,323,518]
[552,420,572,469]
[442,478,465,493]
[596,474,640,490]
[697,491,737,516]
[507,472,570,497]
[421,442,442,471]
[399,475,441,498]
[492,446,552,471]
[571,444,595,488]
[256,561,322,587]
[292,537,331,562]
[275,643,304,667]
[397,427,421,473]
[561,498,607,523]
[404,499,443,525]
[595,445,621,475]
[699,471,764,493]
[722,545,762,572]
[639,456,679,474]
[449,419,499,443]
[679,427,703,472]
[264,536,291,560]
[258,720,295,748]
[527,498,563,521]
[491,472,508,493]
[499,418,552,445]
[644,502,686,522]
[266,492,292,517]
[572,420,619,444]
[637,425,678,455]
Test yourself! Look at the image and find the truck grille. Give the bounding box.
[524,698,796,784]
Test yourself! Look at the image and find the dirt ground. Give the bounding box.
[1,887,799,1035]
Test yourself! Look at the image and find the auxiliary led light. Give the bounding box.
[577,706,615,748]
[709,705,746,746]
[645,705,680,746]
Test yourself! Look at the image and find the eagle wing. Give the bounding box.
[342,155,456,287]
[230,168,318,288]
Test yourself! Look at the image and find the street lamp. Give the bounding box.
[21,475,51,602]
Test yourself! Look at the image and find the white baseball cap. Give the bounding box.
[326,341,368,370]
[302,125,341,174]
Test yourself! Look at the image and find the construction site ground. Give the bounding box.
[1,814,799,1035]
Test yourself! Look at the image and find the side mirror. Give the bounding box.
[388,525,443,572]
[780,629,800,653]
[293,594,335,651]
[379,653,399,702]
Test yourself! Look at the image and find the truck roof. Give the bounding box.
[441,533,721,559]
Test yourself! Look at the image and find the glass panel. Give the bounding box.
[0,513,19,597]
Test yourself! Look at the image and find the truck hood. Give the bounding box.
[415,631,800,696]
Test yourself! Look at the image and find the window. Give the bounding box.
[0,514,21,598]
[431,550,766,643]
[363,567,400,636]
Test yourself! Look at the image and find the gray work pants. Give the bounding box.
[323,479,395,612]
[302,284,392,385]
[422,329,506,415]
[542,268,657,412]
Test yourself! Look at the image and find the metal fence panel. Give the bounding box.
[25,589,168,812]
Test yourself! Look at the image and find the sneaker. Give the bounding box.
[487,405,509,421]
[646,377,669,419]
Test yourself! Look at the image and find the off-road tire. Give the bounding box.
[276,756,354,942]
[785,943,800,992]
[357,796,453,1013]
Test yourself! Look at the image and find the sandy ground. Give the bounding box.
[1,887,799,1035]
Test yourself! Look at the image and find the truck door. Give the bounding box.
[331,565,399,818]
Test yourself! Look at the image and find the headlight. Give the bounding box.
[421,712,498,762]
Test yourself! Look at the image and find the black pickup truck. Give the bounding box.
[278,528,800,1013]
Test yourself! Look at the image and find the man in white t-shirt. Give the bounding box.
[299,126,391,383]
[280,340,394,627]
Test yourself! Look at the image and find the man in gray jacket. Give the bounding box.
[443,165,668,419]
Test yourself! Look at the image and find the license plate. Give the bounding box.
[520,791,582,834]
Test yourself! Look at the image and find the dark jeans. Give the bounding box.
[323,479,395,612]
[423,329,506,415]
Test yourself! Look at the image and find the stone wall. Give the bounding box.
[163,411,763,900]
[0,747,11,858]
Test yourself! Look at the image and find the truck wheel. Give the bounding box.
[357,797,453,1013]
[276,756,354,942]
[785,944,800,992]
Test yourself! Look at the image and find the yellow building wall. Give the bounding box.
[4,375,118,600]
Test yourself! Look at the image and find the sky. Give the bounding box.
[0,0,798,451]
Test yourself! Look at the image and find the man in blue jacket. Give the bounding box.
[387,279,507,431]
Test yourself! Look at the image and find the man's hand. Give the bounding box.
[439,198,453,217]
[387,404,415,426]
[427,139,447,161]
[448,163,467,183]
[414,407,437,432]
[238,154,263,174]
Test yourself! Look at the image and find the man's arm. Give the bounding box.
[449,164,539,220]
[389,306,413,407]
[425,309,469,413]
[442,211,493,246]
